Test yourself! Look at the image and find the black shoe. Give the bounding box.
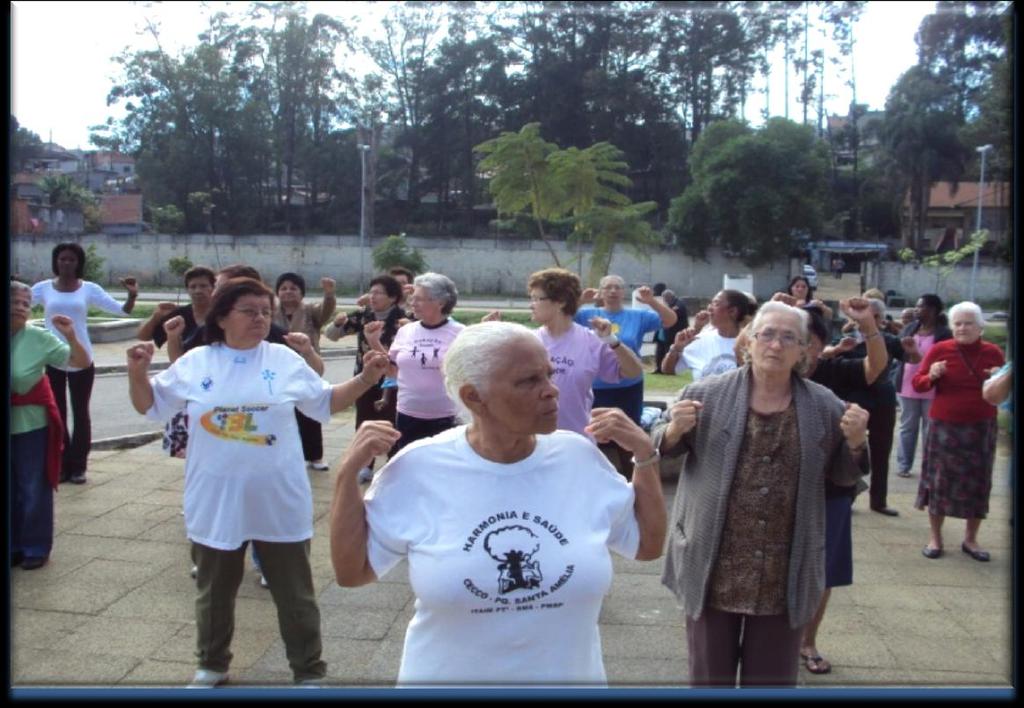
[11,551,24,567]
[921,546,943,559]
[871,506,899,517]
[69,473,87,485]
[21,557,48,570]
[961,543,990,562]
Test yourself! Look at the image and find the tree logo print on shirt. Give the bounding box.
[701,353,738,379]
[484,525,543,594]
[262,369,276,394]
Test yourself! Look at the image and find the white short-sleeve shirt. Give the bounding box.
[364,426,640,686]
[146,341,332,549]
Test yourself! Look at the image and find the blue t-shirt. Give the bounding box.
[574,306,661,389]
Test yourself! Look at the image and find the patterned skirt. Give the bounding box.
[915,418,997,519]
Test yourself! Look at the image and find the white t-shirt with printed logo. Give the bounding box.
[145,341,333,550]
[388,319,465,419]
[677,328,738,380]
[364,426,640,686]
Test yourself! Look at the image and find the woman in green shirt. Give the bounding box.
[10,281,89,570]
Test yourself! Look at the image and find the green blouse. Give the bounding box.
[10,325,69,434]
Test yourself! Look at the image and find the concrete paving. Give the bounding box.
[11,330,1015,692]
[10,393,1014,692]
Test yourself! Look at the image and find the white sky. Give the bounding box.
[11,0,937,150]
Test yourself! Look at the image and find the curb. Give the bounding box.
[92,430,164,451]
[94,346,357,376]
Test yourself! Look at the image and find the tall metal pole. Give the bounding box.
[358,144,370,294]
[969,144,992,301]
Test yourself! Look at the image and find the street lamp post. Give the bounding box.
[969,144,993,301]
[358,144,371,294]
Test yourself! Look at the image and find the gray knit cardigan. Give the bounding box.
[652,365,870,628]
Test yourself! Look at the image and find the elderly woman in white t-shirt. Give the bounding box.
[329,321,667,686]
[127,277,387,688]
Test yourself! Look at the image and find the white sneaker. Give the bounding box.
[190,565,198,579]
[187,668,229,688]
[357,467,374,484]
[309,461,330,472]
[259,574,269,589]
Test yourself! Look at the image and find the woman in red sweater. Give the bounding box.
[912,301,1005,562]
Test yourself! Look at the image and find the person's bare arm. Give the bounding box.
[589,316,642,379]
[586,408,667,561]
[329,351,389,413]
[329,421,401,586]
[136,302,178,341]
[51,315,91,369]
[636,286,677,328]
[983,366,1012,406]
[126,342,156,413]
[839,297,888,385]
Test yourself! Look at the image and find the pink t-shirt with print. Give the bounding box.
[389,319,465,419]
[536,323,621,435]
[900,333,936,399]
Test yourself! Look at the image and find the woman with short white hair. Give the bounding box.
[377,272,465,460]
[653,301,870,687]
[911,301,1005,562]
[329,321,667,686]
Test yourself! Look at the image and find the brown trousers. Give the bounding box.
[686,606,803,687]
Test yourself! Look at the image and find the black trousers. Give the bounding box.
[46,364,95,479]
[390,412,457,458]
[867,403,897,510]
[294,410,323,462]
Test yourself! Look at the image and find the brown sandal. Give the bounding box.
[801,652,832,674]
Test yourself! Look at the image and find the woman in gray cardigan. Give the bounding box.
[652,301,870,687]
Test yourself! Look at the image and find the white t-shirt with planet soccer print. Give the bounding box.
[146,341,332,550]
[364,426,640,686]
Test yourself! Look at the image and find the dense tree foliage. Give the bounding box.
[18,0,1001,256]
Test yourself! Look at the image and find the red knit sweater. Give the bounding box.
[912,338,1004,422]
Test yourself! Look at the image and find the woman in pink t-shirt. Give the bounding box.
[894,294,952,478]
[384,273,465,458]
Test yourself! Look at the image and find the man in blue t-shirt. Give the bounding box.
[574,274,678,478]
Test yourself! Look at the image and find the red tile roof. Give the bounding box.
[926,181,1010,209]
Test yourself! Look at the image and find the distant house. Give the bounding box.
[902,181,1011,251]
[826,107,885,170]
[90,151,136,177]
[10,172,46,203]
[100,194,144,235]
[10,197,84,235]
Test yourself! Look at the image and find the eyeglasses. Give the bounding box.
[530,296,551,304]
[232,307,273,320]
[752,329,801,347]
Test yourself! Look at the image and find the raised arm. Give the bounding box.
[585,408,667,561]
[312,277,337,326]
[119,277,139,315]
[50,315,91,369]
[839,297,889,385]
[329,351,389,413]
[636,286,677,328]
[589,316,642,379]
[137,302,178,342]
[330,421,402,586]
[983,365,1012,406]
[126,342,156,414]
[283,332,325,376]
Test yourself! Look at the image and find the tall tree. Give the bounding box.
[879,66,968,252]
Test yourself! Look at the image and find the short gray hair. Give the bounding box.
[442,322,542,418]
[866,298,886,316]
[599,274,625,289]
[949,301,986,328]
[749,301,810,345]
[414,272,459,315]
[10,280,32,300]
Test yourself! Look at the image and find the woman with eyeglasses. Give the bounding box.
[525,268,643,436]
[127,277,388,688]
[652,301,870,687]
[660,289,754,381]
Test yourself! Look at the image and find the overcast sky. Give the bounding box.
[11,0,936,150]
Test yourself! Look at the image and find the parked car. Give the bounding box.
[802,264,819,288]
